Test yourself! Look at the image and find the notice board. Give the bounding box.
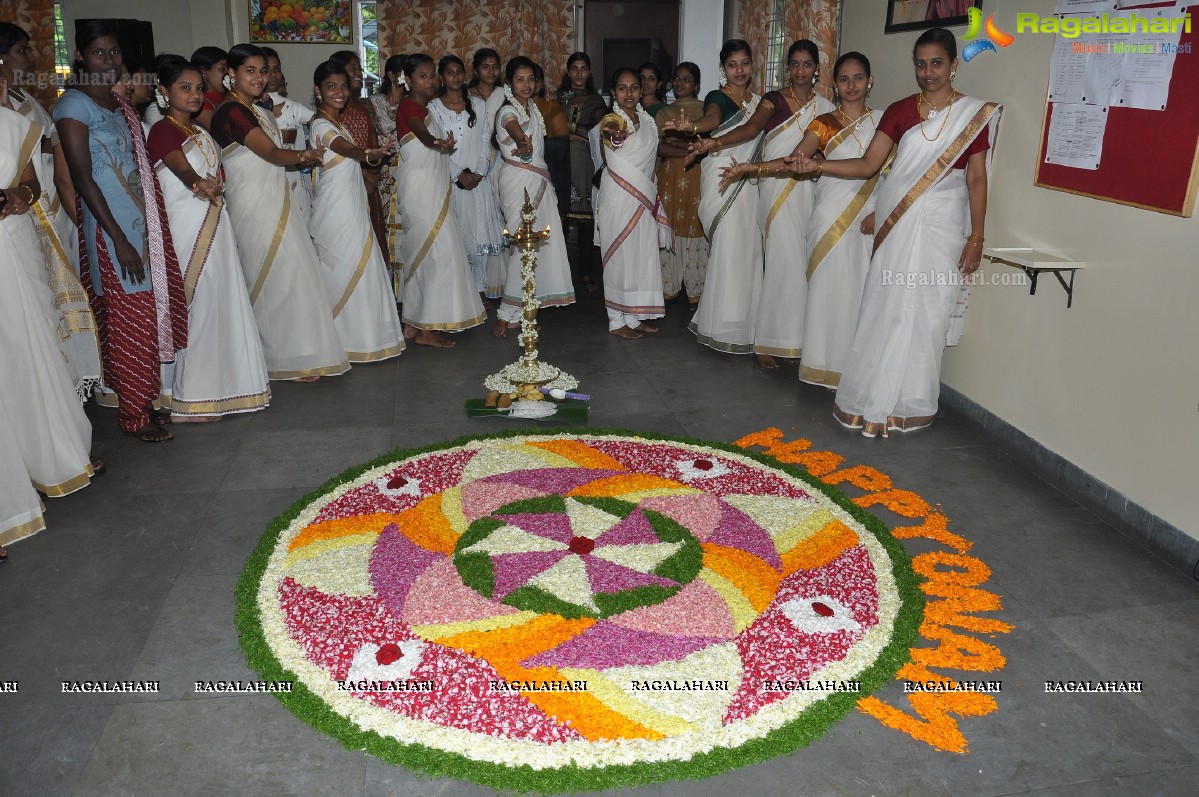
[1034,4,1199,216]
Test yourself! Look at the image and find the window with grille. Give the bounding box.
[762,0,788,91]
[53,3,69,96]
[359,0,379,94]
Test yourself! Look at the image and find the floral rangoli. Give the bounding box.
[237,431,920,791]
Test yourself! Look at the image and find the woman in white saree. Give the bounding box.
[148,58,270,419]
[0,105,92,519]
[429,55,507,302]
[210,44,348,381]
[665,40,763,354]
[1,24,102,394]
[394,53,486,347]
[597,68,665,339]
[721,52,884,387]
[309,60,403,362]
[491,56,576,338]
[788,30,1001,438]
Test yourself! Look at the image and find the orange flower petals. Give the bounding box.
[394,494,460,555]
[524,440,627,471]
[566,474,683,498]
[911,552,992,588]
[288,512,400,551]
[851,489,932,519]
[891,512,973,554]
[700,543,780,613]
[911,623,1006,672]
[780,519,859,576]
[822,465,894,493]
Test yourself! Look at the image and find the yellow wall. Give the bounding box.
[838,0,1199,538]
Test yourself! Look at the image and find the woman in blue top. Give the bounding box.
[54,20,187,441]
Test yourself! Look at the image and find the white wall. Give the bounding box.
[839,0,1199,538]
[61,0,359,105]
[679,0,724,98]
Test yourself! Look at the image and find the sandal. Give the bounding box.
[124,424,173,443]
[150,409,171,425]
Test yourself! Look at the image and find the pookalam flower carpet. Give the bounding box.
[236,430,923,791]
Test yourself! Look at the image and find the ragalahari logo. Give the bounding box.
[962,8,1015,61]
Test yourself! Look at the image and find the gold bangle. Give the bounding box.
[22,185,36,204]
[814,162,824,178]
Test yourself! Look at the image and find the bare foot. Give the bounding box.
[172,415,222,423]
[413,329,456,348]
[492,320,510,338]
[755,354,779,370]
[636,323,660,334]
[403,323,418,340]
[609,325,643,339]
[291,375,320,383]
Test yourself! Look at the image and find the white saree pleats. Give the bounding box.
[220,108,349,380]
[753,95,833,358]
[394,120,486,331]
[310,119,404,361]
[156,130,270,416]
[494,105,575,323]
[690,100,763,353]
[801,112,880,388]
[15,92,102,393]
[835,98,1001,426]
[598,115,665,329]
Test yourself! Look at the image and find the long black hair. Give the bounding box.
[608,67,639,111]
[0,22,28,56]
[190,46,227,71]
[914,27,958,61]
[379,53,407,95]
[72,19,119,76]
[468,47,502,89]
[312,59,348,88]
[401,52,434,96]
[156,55,197,90]
[719,39,752,66]
[557,51,594,94]
[437,55,476,127]
[226,43,266,71]
[833,51,872,80]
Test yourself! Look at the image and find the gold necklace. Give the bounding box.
[836,106,872,152]
[916,91,955,142]
[789,84,815,118]
[722,84,752,114]
[228,90,265,122]
[164,113,218,174]
[318,108,350,137]
[918,90,957,120]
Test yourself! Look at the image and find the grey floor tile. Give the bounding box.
[0,572,178,708]
[1046,600,1199,757]
[178,488,297,577]
[364,759,499,797]
[991,764,1198,796]
[249,373,399,431]
[0,703,114,797]
[220,427,396,492]
[73,697,367,796]
[126,571,256,703]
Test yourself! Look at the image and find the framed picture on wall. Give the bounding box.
[885,0,982,34]
[249,0,354,44]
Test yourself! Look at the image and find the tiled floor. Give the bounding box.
[2,288,1195,797]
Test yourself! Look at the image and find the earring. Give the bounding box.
[154,91,168,111]
[718,67,728,88]
[950,70,956,80]
[222,73,234,91]
[812,73,818,85]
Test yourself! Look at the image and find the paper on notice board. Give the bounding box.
[1055,0,1116,11]
[1114,6,1185,110]
[1045,104,1108,170]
